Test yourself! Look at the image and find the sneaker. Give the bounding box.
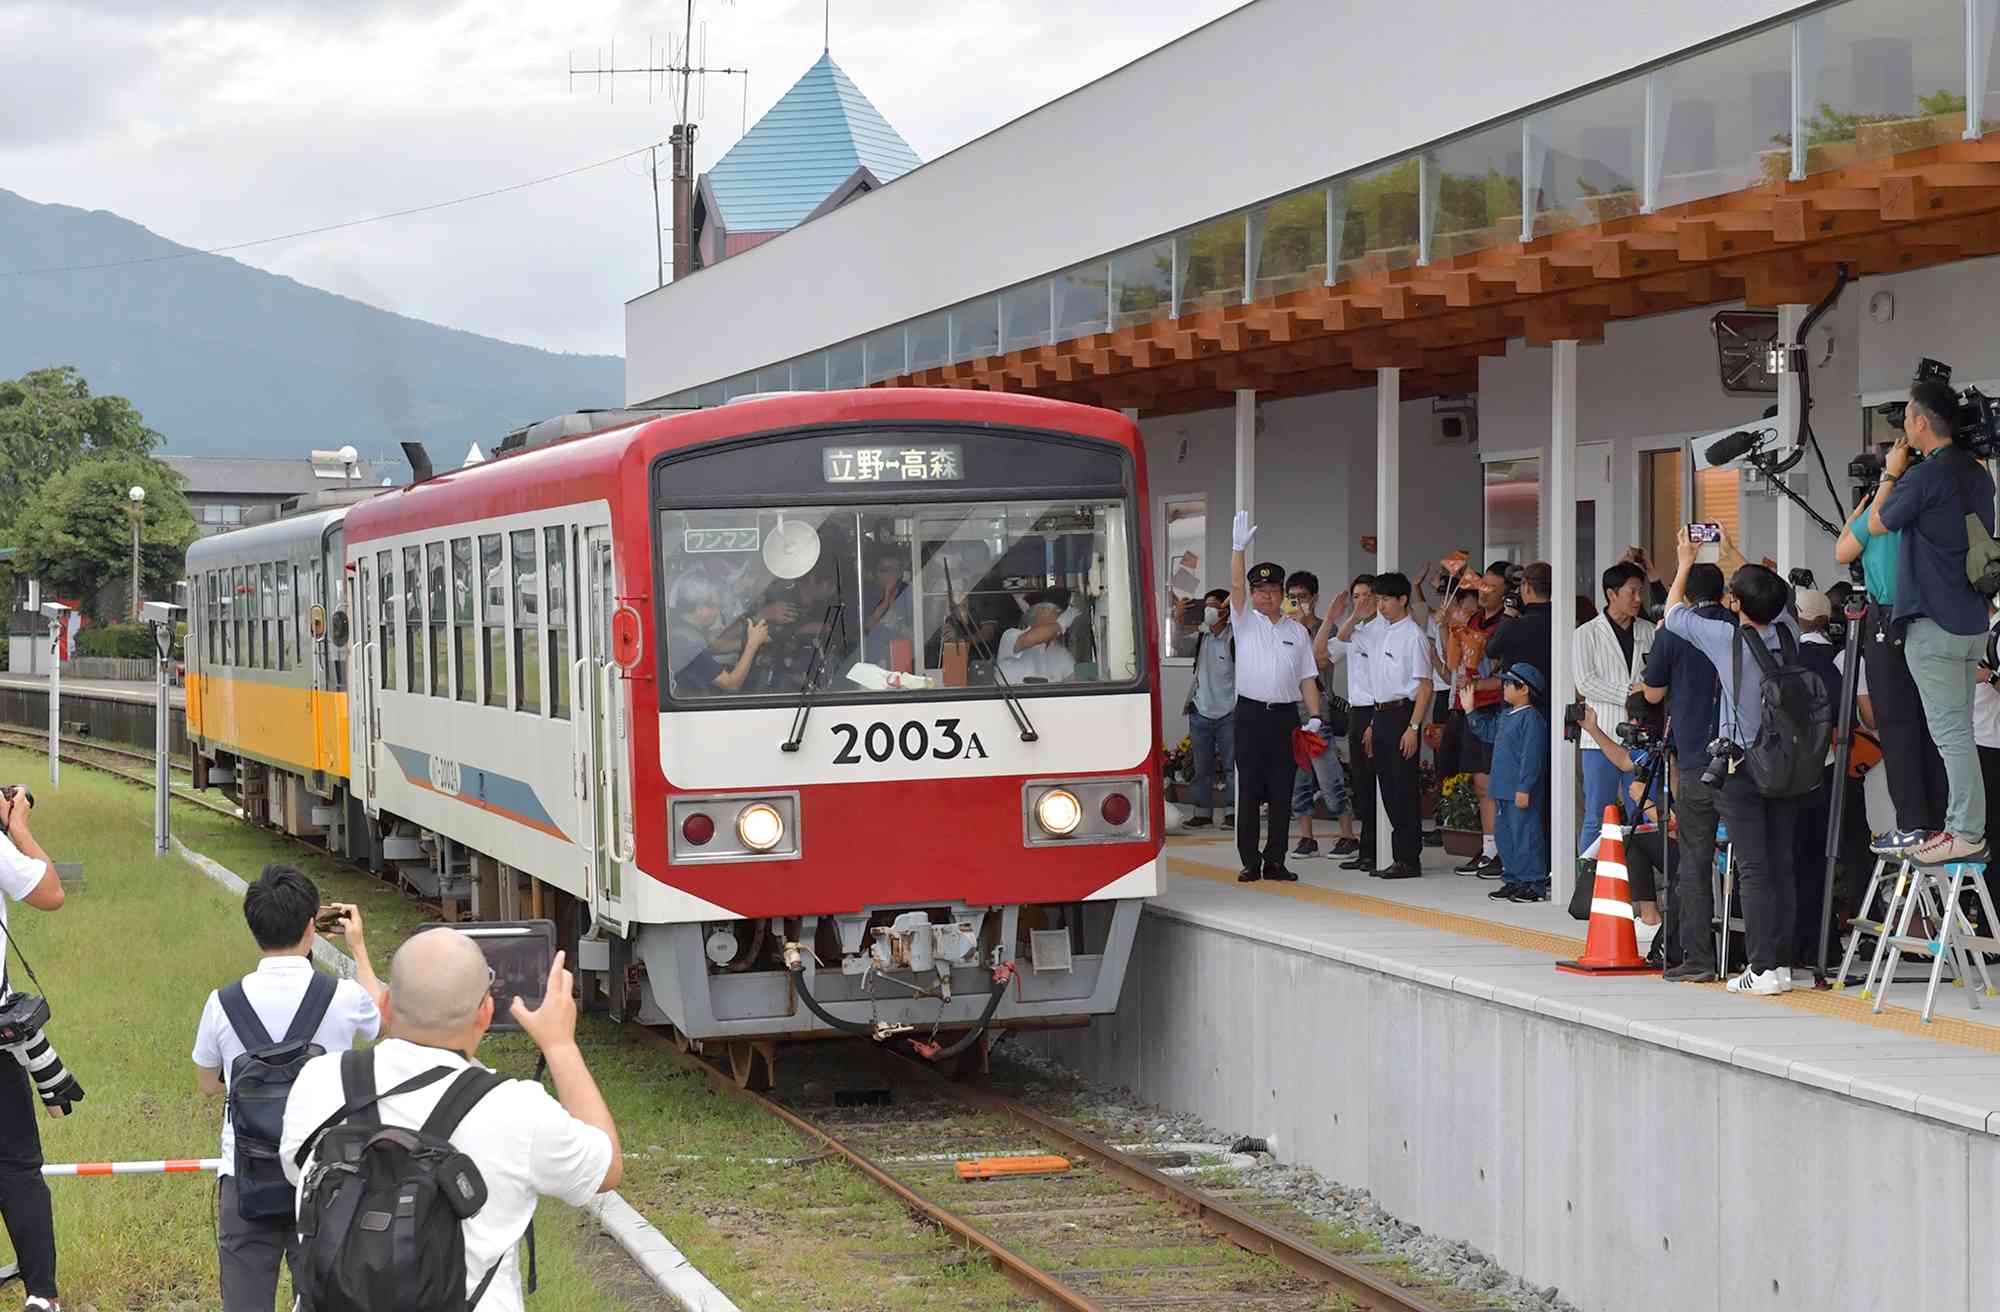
[1726,967,1790,995]
[1664,961,1718,983]
[1237,868,1261,883]
[1914,833,1989,865]
[1488,884,1521,900]
[1185,815,1213,829]
[1264,865,1299,882]
[1377,862,1421,880]
[1293,838,1318,857]
[1221,814,1236,830]
[1514,882,1551,902]
[25,1299,61,1312]
[1454,852,1488,875]
[1873,828,1933,857]
[1331,837,1359,855]
[1475,859,1506,880]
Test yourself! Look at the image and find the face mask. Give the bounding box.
[1202,606,1220,626]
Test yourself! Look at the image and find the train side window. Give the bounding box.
[451,537,475,703]
[206,571,219,665]
[426,543,448,699]
[511,529,541,714]
[275,562,292,672]
[249,563,266,668]
[377,550,396,691]
[479,534,505,708]
[402,546,423,694]
[229,566,242,666]
[544,526,569,720]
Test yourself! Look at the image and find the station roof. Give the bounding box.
[702,51,921,234]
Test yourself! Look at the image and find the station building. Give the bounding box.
[627,0,2000,910]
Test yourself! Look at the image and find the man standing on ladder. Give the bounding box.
[1228,513,1323,883]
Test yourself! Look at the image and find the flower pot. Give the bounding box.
[1441,827,1485,858]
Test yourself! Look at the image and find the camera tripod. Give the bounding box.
[1812,594,1869,982]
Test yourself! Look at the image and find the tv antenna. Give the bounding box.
[570,0,749,288]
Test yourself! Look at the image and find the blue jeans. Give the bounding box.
[1291,745,1349,820]
[1579,748,1634,856]
[1189,710,1236,817]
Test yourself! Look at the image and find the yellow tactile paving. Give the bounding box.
[1164,853,2000,1056]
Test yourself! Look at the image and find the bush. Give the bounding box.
[76,623,156,660]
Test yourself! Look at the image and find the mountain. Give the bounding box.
[0,188,623,462]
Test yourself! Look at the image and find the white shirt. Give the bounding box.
[282,1037,614,1312]
[1371,615,1432,702]
[1229,598,1318,703]
[192,955,380,1174]
[0,831,46,996]
[1328,616,1385,706]
[997,620,1076,684]
[1424,615,1452,691]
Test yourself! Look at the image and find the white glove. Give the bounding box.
[1303,718,1323,736]
[1231,511,1256,551]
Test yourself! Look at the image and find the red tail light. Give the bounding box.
[1100,793,1133,825]
[681,813,715,846]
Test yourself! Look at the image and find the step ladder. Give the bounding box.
[1867,857,1999,1023]
[1835,857,1950,996]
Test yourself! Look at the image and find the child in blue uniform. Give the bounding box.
[1489,663,1550,902]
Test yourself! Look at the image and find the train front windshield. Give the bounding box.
[660,497,1139,701]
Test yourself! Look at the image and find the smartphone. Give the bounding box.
[1686,522,1722,564]
[315,906,348,934]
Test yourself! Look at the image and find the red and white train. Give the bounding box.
[188,389,1160,1081]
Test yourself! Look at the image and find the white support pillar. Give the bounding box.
[1774,303,1809,580]
[1377,368,1401,862]
[1549,341,1579,905]
[1234,389,1257,520]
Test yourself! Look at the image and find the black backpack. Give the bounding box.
[292,1048,518,1312]
[219,971,335,1220]
[1732,625,1833,799]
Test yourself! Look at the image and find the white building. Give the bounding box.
[628,0,2000,897]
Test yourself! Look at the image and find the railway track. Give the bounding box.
[627,1024,1455,1312]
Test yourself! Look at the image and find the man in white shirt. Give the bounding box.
[1572,560,1656,861]
[193,865,385,1311]
[1319,576,1380,871]
[996,591,1077,684]
[1364,572,1437,879]
[282,928,622,1311]
[0,789,68,1312]
[1228,513,1323,882]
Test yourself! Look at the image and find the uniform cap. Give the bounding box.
[1247,562,1285,588]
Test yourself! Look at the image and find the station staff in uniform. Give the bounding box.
[1365,572,1435,880]
[1229,513,1323,882]
[1320,576,1380,871]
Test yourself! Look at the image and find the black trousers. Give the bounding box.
[0,1054,56,1298]
[1371,700,1422,865]
[1672,770,1721,970]
[1234,697,1300,872]
[1714,770,1802,975]
[1346,706,1377,861]
[1863,605,1947,834]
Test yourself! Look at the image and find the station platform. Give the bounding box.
[0,673,182,707]
[1031,831,2000,1312]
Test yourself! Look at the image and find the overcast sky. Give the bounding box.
[0,0,1245,357]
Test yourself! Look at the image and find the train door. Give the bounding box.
[572,520,627,932]
[353,556,377,803]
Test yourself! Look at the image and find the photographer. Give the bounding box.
[1576,699,1665,948]
[1662,527,1811,995]
[0,788,69,1312]
[1639,563,1726,981]
[1870,380,1997,864]
[193,867,383,1311]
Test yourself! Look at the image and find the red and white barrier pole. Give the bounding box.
[40,1158,220,1178]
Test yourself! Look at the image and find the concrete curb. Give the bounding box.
[169,837,741,1312]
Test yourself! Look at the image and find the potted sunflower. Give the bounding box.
[1162,736,1194,803]
[1437,772,1483,858]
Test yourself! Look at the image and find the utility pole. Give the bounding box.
[650,145,664,289]
[570,0,747,285]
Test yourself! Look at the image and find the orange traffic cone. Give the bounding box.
[1556,807,1661,976]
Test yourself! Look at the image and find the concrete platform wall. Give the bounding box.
[1029,912,1999,1312]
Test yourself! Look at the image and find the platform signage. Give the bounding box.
[823,444,964,483]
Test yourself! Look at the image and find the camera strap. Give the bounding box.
[0,913,45,1000]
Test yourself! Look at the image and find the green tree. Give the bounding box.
[12,453,198,619]
[0,366,162,538]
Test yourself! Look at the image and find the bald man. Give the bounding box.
[281,929,621,1311]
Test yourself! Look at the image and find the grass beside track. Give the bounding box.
[0,745,1038,1310]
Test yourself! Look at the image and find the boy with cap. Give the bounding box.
[1489,664,1551,902]
[1228,513,1324,882]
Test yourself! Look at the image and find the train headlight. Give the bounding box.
[737,803,785,852]
[1034,788,1083,837]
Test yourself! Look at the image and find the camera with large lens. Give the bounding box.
[1701,736,1742,788]
[1873,358,2000,458]
[1615,720,1663,752]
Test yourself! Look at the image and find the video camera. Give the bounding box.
[1873,358,2000,458]
[1561,701,1587,744]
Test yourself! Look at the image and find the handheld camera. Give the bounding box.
[413,919,558,1034]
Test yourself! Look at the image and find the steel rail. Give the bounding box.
[624,1022,1102,1311]
[893,1054,1448,1312]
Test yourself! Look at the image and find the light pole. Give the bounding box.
[127,485,146,620]
[141,601,182,855]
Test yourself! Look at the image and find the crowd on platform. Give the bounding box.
[1183,377,2000,997]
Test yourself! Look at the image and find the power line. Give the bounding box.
[2,141,664,278]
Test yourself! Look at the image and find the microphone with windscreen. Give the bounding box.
[1704,427,1773,467]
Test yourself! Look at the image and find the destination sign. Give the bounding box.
[823,444,964,484]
